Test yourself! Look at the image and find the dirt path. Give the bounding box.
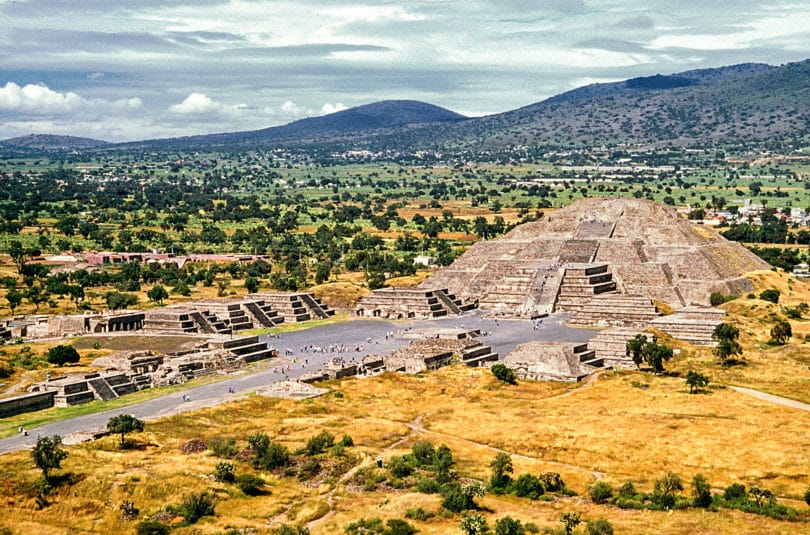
[729,386,810,412]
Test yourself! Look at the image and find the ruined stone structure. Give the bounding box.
[3,311,145,339]
[247,292,335,322]
[503,342,603,382]
[354,288,473,319]
[425,198,769,318]
[649,306,726,346]
[584,327,651,368]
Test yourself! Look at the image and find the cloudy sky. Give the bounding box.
[1,1,809,142]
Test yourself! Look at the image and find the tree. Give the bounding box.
[491,363,517,385]
[749,485,775,507]
[5,287,22,314]
[560,512,581,535]
[759,289,780,303]
[31,435,68,483]
[642,342,673,373]
[652,472,683,509]
[489,452,513,491]
[588,481,614,504]
[685,370,709,394]
[625,334,647,369]
[459,514,489,535]
[494,516,525,535]
[769,320,792,345]
[47,344,80,366]
[691,473,712,508]
[803,485,810,506]
[244,276,260,294]
[8,240,29,273]
[587,518,614,535]
[107,414,145,448]
[146,285,168,304]
[712,323,742,364]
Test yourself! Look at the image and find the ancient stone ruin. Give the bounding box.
[424,197,769,317]
[354,288,474,319]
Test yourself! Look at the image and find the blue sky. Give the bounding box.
[1,0,808,141]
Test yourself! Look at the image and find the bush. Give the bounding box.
[297,458,322,480]
[691,473,712,508]
[442,484,474,512]
[494,516,526,535]
[709,292,725,306]
[135,520,170,535]
[214,461,235,483]
[491,363,517,384]
[416,476,441,494]
[306,431,335,455]
[588,481,613,504]
[587,518,614,535]
[46,344,80,366]
[410,441,435,466]
[804,486,810,506]
[405,507,435,521]
[539,472,566,493]
[510,474,544,500]
[724,483,747,502]
[209,437,237,458]
[236,473,266,496]
[760,289,780,303]
[178,491,215,523]
[339,434,354,447]
[384,519,417,535]
[388,455,413,478]
[618,481,637,498]
[259,442,291,470]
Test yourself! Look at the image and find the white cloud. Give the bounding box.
[321,102,348,115]
[168,92,224,114]
[0,82,85,113]
[281,100,305,115]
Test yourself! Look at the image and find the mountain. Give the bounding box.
[0,134,109,151]
[410,60,809,150]
[120,100,468,151]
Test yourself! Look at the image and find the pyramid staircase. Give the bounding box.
[567,294,661,327]
[554,263,617,313]
[586,327,650,368]
[460,343,499,367]
[572,343,605,371]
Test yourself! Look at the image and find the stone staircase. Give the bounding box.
[87,377,118,401]
[248,293,312,322]
[568,294,661,328]
[243,299,284,327]
[355,288,468,319]
[554,263,617,313]
[299,293,335,319]
[586,327,650,368]
[460,343,499,367]
[189,311,232,335]
[572,343,604,369]
[203,302,253,331]
[649,306,725,346]
[558,239,600,263]
[209,335,278,364]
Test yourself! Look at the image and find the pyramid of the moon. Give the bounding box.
[423,197,770,313]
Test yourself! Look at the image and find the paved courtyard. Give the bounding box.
[0,312,597,454]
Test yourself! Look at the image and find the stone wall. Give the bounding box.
[0,391,55,418]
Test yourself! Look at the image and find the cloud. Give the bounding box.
[614,15,655,30]
[281,100,305,115]
[0,82,85,113]
[321,102,348,115]
[169,93,224,114]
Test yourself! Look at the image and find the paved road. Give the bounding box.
[0,312,597,454]
[729,386,810,412]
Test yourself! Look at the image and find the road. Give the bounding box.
[0,312,597,454]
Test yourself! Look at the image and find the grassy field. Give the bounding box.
[0,328,807,533]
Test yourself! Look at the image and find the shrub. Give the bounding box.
[338,434,354,447]
[723,483,747,502]
[345,517,384,534]
[410,441,435,466]
[135,520,170,535]
[209,437,237,458]
[388,455,413,478]
[759,289,780,303]
[214,462,235,483]
[384,519,417,535]
[709,292,725,306]
[494,516,526,535]
[510,474,544,500]
[297,458,322,480]
[442,484,474,512]
[259,442,291,470]
[46,344,80,366]
[236,473,266,496]
[618,481,637,498]
[804,486,810,506]
[416,476,441,494]
[178,491,215,523]
[539,472,566,493]
[491,363,517,384]
[691,473,712,508]
[586,518,614,535]
[405,507,435,521]
[306,431,335,455]
[588,481,613,504]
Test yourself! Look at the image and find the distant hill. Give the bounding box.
[413,60,809,150]
[0,134,109,151]
[120,100,468,151]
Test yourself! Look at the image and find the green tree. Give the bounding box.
[712,323,742,364]
[642,342,673,373]
[769,320,792,345]
[625,334,647,369]
[759,289,780,303]
[560,512,581,535]
[47,344,80,366]
[652,472,683,509]
[5,287,22,314]
[586,518,614,535]
[749,485,775,507]
[244,276,260,294]
[803,486,810,506]
[491,363,517,385]
[146,285,168,304]
[31,435,68,483]
[489,452,513,491]
[432,444,454,483]
[494,516,525,535]
[685,370,710,394]
[691,473,712,508]
[107,414,145,448]
[588,481,613,504]
[178,491,215,523]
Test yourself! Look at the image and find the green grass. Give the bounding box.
[242,311,354,336]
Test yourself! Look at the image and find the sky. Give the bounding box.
[0,1,809,142]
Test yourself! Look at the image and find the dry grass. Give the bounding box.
[310,282,370,309]
[0,361,807,534]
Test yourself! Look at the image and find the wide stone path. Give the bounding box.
[0,312,597,454]
[729,386,810,412]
